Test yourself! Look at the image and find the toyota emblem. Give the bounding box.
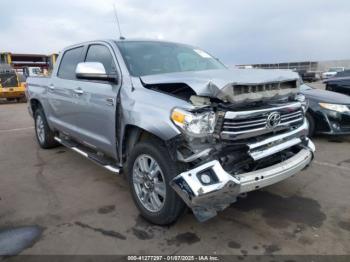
[266,112,281,129]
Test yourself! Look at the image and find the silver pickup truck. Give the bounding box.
[26,39,315,224]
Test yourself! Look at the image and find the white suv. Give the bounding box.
[322,67,345,80]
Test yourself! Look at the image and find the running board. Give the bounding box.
[54,136,120,174]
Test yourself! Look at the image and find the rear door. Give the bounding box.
[71,43,121,157]
[46,46,85,137]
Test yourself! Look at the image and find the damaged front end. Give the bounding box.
[170,122,314,222]
[168,93,315,222]
[140,68,315,221]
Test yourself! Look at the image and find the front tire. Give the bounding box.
[127,139,186,225]
[34,108,59,149]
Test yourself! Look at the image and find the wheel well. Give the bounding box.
[122,125,166,164]
[30,99,42,114]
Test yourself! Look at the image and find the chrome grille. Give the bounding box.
[220,102,304,140]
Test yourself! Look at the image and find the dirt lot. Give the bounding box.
[0,102,350,256]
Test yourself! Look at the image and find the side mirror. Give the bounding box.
[75,62,117,82]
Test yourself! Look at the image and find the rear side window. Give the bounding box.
[57,47,83,80]
[85,45,117,75]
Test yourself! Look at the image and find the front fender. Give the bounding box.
[118,84,193,163]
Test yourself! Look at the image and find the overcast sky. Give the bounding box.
[1,0,349,65]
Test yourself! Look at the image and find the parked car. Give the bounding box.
[301,71,321,82]
[26,39,315,224]
[324,69,350,96]
[23,67,43,78]
[322,67,345,80]
[300,84,350,136]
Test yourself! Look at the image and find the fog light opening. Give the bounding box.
[200,173,211,184]
[196,168,219,185]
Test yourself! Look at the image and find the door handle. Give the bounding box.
[48,84,55,91]
[106,98,114,106]
[73,88,84,95]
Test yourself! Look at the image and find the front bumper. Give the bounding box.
[0,90,25,99]
[0,86,26,98]
[316,109,350,135]
[171,139,315,222]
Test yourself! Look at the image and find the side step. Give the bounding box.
[54,137,120,174]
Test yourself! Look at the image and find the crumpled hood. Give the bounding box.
[140,69,300,103]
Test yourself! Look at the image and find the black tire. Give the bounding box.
[127,139,186,225]
[306,112,315,137]
[34,108,59,149]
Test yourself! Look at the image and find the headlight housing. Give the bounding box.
[171,108,216,137]
[319,103,349,113]
[295,93,309,113]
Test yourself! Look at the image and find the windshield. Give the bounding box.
[300,84,313,91]
[116,41,226,76]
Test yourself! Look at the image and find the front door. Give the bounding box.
[72,44,121,157]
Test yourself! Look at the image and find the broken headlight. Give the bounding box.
[295,93,308,113]
[171,108,216,137]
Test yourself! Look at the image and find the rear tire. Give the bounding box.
[34,108,59,149]
[306,112,315,137]
[127,139,186,225]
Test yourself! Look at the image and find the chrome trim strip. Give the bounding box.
[281,113,302,121]
[248,120,308,149]
[249,137,302,160]
[54,137,62,143]
[223,121,266,129]
[221,126,266,135]
[280,118,303,126]
[54,136,120,174]
[282,110,302,117]
[105,165,120,173]
[72,147,89,157]
[224,119,266,126]
[224,102,301,119]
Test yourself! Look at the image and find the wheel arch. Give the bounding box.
[30,98,43,114]
[121,124,179,165]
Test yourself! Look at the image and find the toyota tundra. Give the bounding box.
[26,39,315,224]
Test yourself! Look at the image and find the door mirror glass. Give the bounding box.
[75,62,117,82]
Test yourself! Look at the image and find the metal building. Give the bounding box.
[237,59,350,73]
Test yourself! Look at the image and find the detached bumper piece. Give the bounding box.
[171,140,314,222]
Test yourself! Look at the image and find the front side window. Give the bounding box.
[85,44,117,75]
[116,41,226,77]
[57,47,83,80]
[335,70,350,77]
